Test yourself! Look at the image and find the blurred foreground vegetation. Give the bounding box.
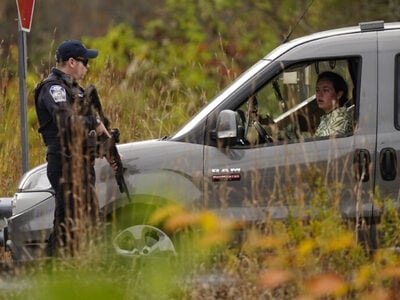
[4,192,400,299]
[2,1,400,299]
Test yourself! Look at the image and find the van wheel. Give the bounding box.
[105,204,176,257]
[113,225,176,257]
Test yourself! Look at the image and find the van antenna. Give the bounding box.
[282,0,314,43]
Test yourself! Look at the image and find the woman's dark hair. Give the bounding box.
[317,71,348,106]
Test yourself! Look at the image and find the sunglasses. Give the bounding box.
[74,57,89,67]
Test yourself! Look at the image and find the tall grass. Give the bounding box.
[3,191,400,299]
[2,37,400,299]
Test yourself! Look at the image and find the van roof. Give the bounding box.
[293,21,400,43]
[264,21,400,62]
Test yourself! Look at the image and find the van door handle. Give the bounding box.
[380,147,397,181]
[354,149,370,182]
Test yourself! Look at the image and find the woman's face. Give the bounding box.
[316,78,343,113]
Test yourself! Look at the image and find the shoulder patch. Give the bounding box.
[49,85,67,103]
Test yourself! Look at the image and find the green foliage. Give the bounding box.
[84,23,140,73]
[3,2,400,298]
[379,198,400,248]
[4,191,400,300]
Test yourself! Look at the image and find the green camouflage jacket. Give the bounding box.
[315,107,353,137]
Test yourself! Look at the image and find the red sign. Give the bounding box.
[16,0,35,32]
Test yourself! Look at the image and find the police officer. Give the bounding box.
[34,40,111,257]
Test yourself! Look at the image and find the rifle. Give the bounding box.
[85,85,132,201]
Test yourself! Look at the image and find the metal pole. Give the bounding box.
[18,25,29,174]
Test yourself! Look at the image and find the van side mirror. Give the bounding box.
[216,110,239,148]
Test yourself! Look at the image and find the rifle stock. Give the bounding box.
[101,136,131,199]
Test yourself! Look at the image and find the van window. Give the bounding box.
[235,58,358,145]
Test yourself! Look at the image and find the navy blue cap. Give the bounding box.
[55,40,98,61]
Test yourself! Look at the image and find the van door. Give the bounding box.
[375,30,400,217]
[204,31,378,241]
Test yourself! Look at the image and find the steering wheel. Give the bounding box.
[253,121,274,143]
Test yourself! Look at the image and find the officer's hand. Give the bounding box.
[95,122,112,138]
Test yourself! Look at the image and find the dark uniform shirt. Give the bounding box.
[34,67,98,155]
